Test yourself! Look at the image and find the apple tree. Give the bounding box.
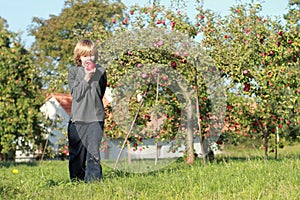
[0,18,45,161]
[196,2,299,159]
[88,1,224,165]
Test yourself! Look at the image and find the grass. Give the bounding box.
[1,144,299,200]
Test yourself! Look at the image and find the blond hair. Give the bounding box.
[73,39,98,66]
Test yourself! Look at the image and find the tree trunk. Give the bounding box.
[0,142,2,161]
[177,78,195,165]
[185,94,195,165]
[127,141,131,165]
[275,127,279,159]
[263,127,269,160]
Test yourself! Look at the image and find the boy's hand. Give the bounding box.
[84,62,96,82]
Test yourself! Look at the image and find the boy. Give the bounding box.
[67,39,107,182]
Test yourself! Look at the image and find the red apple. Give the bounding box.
[170,21,175,28]
[141,73,147,79]
[171,61,177,69]
[276,42,280,47]
[86,61,95,71]
[244,83,250,92]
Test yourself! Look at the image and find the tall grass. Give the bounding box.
[1,144,299,200]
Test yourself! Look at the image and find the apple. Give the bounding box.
[268,51,274,56]
[170,21,175,28]
[227,105,233,110]
[141,73,147,79]
[244,83,250,92]
[171,61,177,69]
[157,40,164,46]
[86,61,95,71]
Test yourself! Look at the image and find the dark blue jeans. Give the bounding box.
[68,121,104,182]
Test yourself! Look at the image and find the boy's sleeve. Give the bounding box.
[100,70,107,100]
[68,67,90,102]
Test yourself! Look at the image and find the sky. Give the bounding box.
[0,0,290,48]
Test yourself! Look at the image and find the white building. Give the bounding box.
[16,89,219,162]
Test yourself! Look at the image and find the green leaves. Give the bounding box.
[0,22,44,160]
[198,2,300,157]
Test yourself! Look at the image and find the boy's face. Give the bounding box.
[80,55,96,68]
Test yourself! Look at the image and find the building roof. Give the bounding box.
[46,93,110,116]
[46,93,72,115]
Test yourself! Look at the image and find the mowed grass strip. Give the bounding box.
[1,144,299,200]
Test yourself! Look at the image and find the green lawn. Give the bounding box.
[1,144,299,200]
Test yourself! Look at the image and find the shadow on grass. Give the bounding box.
[0,161,39,168]
[103,157,187,179]
[214,152,300,164]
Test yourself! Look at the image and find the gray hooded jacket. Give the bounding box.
[68,65,107,122]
